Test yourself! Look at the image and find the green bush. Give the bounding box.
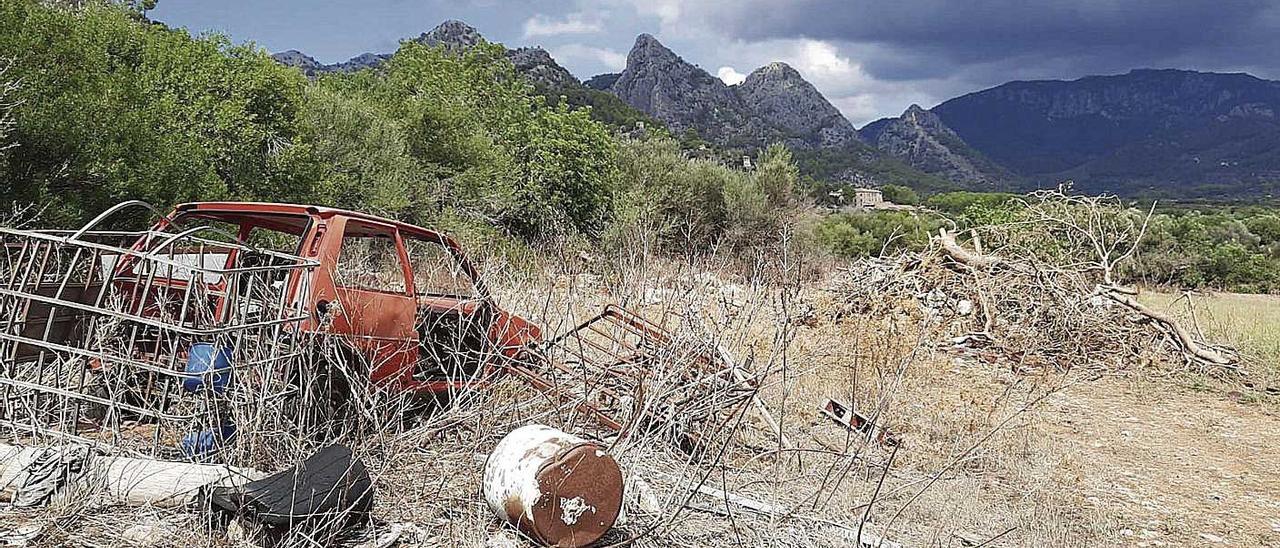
[925,191,1022,227]
[308,41,618,238]
[815,210,944,258]
[0,0,311,226]
[610,138,807,253]
[880,184,920,205]
[1131,209,1280,292]
[0,1,618,241]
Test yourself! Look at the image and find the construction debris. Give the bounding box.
[208,444,373,539]
[508,305,784,452]
[482,425,623,548]
[8,445,90,508]
[0,443,262,508]
[0,200,933,546]
[830,190,1239,373]
[820,399,899,447]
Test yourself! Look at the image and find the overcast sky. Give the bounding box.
[150,0,1280,127]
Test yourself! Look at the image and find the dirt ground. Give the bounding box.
[3,263,1278,548]
[855,345,1280,547]
[1038,376,1280,547]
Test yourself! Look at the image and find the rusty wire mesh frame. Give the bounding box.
[507,304,763,450]
[0,204,320,465]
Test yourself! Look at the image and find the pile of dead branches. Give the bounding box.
[831,189,1238,373]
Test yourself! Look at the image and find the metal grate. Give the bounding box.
[0,203,319,465]
[509,305,762,450]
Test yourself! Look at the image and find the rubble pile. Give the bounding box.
[829,191,1238,373]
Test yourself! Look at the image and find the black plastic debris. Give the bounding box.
[207,444,373,539]
[12,446,91,508]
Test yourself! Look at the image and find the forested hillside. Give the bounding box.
[2,1,1279,293]
[0,0,799,253]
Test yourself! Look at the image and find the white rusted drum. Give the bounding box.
[482,425,623,547]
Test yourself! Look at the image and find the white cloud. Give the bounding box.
[789,40,859,83]
[626,0,682,27]
[717,66,746,85]
[550,43,628,72]
[702,38,951,125]
[522,13,604,39]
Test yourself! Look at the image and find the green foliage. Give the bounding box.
[610,136,730,250]
[0,60,17,171]
[1132,208,1280,292]
[880,184,919,205]
[815,210,944,258]
[794,145,959,201]
[14,1,1280,296]
[925,191,1022,227]
[0,0,310,226]
[610,137,804,253]
[325,41,614,239]
[0,1,618,240]
[539,85,662,132]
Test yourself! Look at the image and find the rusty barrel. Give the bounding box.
[482,425,623,547]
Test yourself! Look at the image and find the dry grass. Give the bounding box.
[1140,290,1280,389]
[3,245,1278,547]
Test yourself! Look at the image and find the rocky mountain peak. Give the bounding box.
[748,62,802,81]
[899,104,954,134]
[417,19,483,50]
[861,104,1006,185]
[507,46,579,89]
[737,62,859,148]
[271,50,322,75]
[608,32,746,138]
[606,32,869,149]
[624,34,685,70]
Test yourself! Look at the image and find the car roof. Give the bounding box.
[173,202,451,243]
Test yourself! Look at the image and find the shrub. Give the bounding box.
[880,184,919,205]
[815,210,944,258]
[0,0,310,226]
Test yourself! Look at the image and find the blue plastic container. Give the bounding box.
[183,343,233,393]
[180,423,237,461]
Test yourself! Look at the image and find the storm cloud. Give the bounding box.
[151,0,1280,126]
[696,1,1280,83]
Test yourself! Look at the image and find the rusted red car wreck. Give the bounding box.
[0,201,772,464]
[0,200,790,546]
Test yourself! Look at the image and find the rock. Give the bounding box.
[737,62,860,148]
[608,34,758,145]
[270,20,579,90]
[121,523,176,546]
[415,19,484,50]
[1198,532,1226,543]
[507,47,579,89]
[860,104,1007,185]
[608,35,863,151]
[270,50,324,77]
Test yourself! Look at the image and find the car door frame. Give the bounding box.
[321,216,420,389]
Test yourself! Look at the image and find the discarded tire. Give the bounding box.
[482,425,623,548]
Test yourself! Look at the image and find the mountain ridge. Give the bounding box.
[929,67,1280,194]
[271,20,580,89]
[268,20,1280,198]
[860,104,1008,186]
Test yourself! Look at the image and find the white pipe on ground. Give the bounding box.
[0,443,263,507]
